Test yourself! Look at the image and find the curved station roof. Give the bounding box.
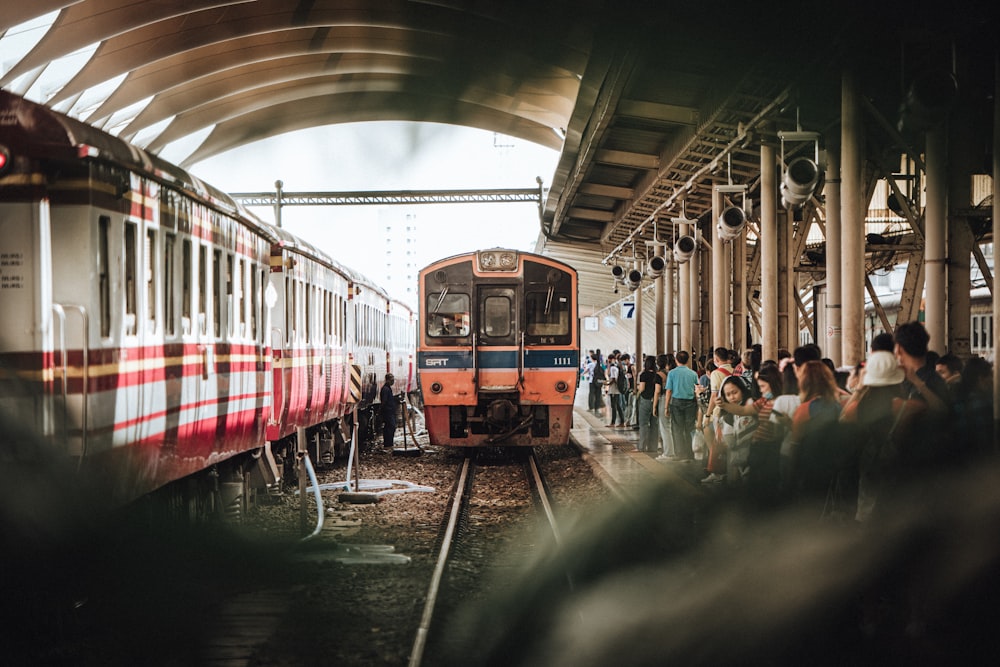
[1,2,996,315]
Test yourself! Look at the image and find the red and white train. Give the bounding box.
[0,90,415,513]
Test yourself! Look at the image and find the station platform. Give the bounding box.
[569,384,708,501]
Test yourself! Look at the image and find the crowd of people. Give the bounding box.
[581,320,996,519]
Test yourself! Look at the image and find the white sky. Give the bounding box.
[184,123,559,304]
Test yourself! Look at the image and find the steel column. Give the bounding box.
[924,126,947,352]
[712,187,727,347]
[680,223,691,351]
[841,70,865,366]
[760,135,779,361]
[824,149,843,365]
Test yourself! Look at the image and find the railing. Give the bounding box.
[52,303,89,469]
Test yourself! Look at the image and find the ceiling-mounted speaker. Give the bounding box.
[646,255,666,278]
[673,235,696,263]
[780,156,820,209]
[717,206,747,241]
[624,268,642,291]
[897,69,959,136]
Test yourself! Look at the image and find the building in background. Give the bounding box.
[380,209,420,308]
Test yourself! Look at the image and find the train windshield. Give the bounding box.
[526,289,571,342]
[427,292,470,337]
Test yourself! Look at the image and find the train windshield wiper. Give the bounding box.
[432,287,448,314]
[544,285,553,315]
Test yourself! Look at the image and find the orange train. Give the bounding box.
[417,249,579,446]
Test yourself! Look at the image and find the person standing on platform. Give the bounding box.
[620,353,636,427]
[379,373,397,448]
[636,355,662,452]
[700,347,735,483]
[659,350,698,462]
[655,353,674,457]
[588,352,605,412]
[605,352,625,427]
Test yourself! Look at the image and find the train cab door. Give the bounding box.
[475,285,518,391]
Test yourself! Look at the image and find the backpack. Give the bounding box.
[617,366,629,394]
[593,362,605,382]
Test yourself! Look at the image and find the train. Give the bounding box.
[861,286,994,361]
[417,249,579,446]
[0,90,416,514]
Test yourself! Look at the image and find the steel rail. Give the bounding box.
[408,456,472,667]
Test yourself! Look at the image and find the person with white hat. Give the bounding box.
[840,351,924,522]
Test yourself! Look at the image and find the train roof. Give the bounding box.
[265,225,390,300]
[2,90,405,311]
[419,247,577,274]
[0,90,264,226]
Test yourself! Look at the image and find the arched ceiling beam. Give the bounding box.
[177,91,563,166]
[0,1,254,87]
[84,28,449,123]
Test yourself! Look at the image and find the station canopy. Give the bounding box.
[1,2,995,314]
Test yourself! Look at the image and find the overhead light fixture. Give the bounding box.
[645,255,666,278]
[715,184,748,241]
[717,206,747,240]
[610,264,625,283]
[897,69,958,137]
[624,268,642,291]
[778,130,823,210]
[673,235,696,263]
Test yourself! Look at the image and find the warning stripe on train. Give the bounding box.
[418,349,578,369]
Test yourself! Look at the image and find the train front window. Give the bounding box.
[526,290,570,341]
[481,295,512,338]
[427,292,470,338]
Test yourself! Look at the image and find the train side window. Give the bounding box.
[285,279,293,344]
[198,245,208,335]
[250,264,258,340]
[305,283,312,343]
[238,257,246,335]
[164,233,175,336]
[225,253,234,337]
[426,293,470,338]
[181,239,192,334]
[339,294,346,344]
[213,248,222,338]
[124,221,137,336]
[145,228,157,333]
[98,216,111,338]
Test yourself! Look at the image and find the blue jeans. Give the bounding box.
[638,397,657,451]
[657,394,673,455]
[669,398,697,459]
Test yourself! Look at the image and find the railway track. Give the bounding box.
[408,449,566,667]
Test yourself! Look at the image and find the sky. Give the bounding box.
[181,123,560,305]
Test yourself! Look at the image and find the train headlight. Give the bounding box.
[430,382,443,394]
[555,380,569,393]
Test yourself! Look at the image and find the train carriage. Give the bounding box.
[0,90,415,511]
[417,248,578,446]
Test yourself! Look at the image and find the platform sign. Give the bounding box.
[583,316,599,331]
[621,302,635,319]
